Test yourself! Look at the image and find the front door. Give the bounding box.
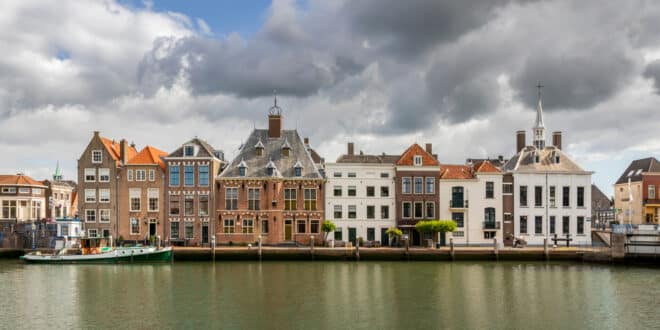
[201,224,209,244]
[348,228,357,246]
[412,230,421,246]
[440,232,446,246]
[380,228,389,246]
[284,220,293,241]
[149,220,157,237]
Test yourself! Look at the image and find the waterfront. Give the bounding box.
[0,261,658,329]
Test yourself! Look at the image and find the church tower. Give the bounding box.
[533,84,546,149]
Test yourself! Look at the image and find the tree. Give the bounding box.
[321,220,336,242]
[386,227,403,246]
[415,220,457,246]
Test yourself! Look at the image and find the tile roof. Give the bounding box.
[503,146,588,173]
[100,137,138,164]
[167,138,219,158]
[591,184,611,210]
[396,143,439,166]
[0,174,47,187]
[440,165,474,180]
[127,146,168,170]
[336,154,400,164]
[614,157,660,184]
[474,160,501,173]
[219,129,322,179]
[466,157,508,169]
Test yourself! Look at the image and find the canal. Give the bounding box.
[0,261,658,329]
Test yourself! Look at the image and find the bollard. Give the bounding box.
[310,236,315,261]
[544,237,549,260]
[450,237,455,261]
[211,236,216,262]
[355,240,360,261]
[258,235,262,261]
[494,237,499,261]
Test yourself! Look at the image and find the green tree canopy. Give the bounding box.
[321,220,336,241]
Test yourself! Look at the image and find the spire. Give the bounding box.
[532,82,546,149]
[53,161,62,181]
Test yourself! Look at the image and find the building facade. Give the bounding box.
[325,143,397,246]
[591,184,613,229]
[216,101,325,245]
[0,174,47,222]
[613,157,660,225]
[43,163,77,220]
[164,138,224,246]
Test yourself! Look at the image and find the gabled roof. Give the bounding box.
[166,137,219,159]
[503,146,588,173]
[0,174,47,187]
[440,165,474,180]
[99,137,138,165]
[396,143,439,166]
[474,160,501,173]
[614,157,660,184]
[127,146,167,170]
[591,184,611,210]
[336,153,399,164]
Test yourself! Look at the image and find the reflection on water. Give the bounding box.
[0,261,658,329]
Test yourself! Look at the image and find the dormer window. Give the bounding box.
[281,138,291,157]
[266,167,274,176]
[555,154,560,163]
[184,145,195,157]
[534,153,540,163]
[294,160,303,177]
[238,159,247,177]
[255,139,264,157]
[413,155,422,166]
[266,158,277,177]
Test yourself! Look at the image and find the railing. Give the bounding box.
[449,200,468,208]
[482,221,500,230]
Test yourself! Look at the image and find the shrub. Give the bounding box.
[321,220,336,241]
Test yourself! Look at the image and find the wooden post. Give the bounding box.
[310,235,315,261]
[450,237,455,261]
[494,237,499,261]
[211,236,216,262]
[544,237,549,260]
[355,239,360,261]
[258,235,262,261]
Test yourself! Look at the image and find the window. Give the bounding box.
[304,189,317,210]
[99,168,110,182]
[535,186,543,207]
[380,173,389,178]
[198,166,209,186]
[169,166,180,186]
[348,172,356,178]
[84,189,96,203]
[170,198,180,215]
[414,155,422,166]
[486,182,494,199]
[414,202,423,219]
[414,177,423,194]
[170,222,179,239]
[92,150,102,163]
[367,228,375,241]
[19,188,29,194]
[136,170,146,181]
[503,183,513,194]
[99,189,110,203]
[484,232,496,239]
[333,204,343,219]
[577,216,584,234]
[2,187,16,194]
[84,168,96,182]
[519,186,528,207]
[130,188,141,211]
[562,216,570,234]
[380,186,389,197]
[348,205,357,219]
[334,229,343,241]
[366,186,375,197]
[226,188,238,210]
[381,206,389,219]
[402,177,411,194]
[426,202,435,219]
[425,177,435,194]
[242,219,254,233]
[562,186,570,207]
[146,189,159,211]
[184,166,194,186]
[223,219,235,233]
[311,220,320,234]
[99,209,110,223]
[2,201,16,219]
[535,216,543,234]
[452,212,464,228]
[284,188,297,210]
[550,216,556,234]
[149,170,155,182]
[402,202,412,218]
[88,229,98,238]
[453,231,464,237]
[333,172,342,178]
[184,145,194,157]
[262,220,269,234]
[520,216,528,234]
[184,195,194,216]
[130,218,140,235]
[185,223,194,239]
[549,186,556,207]
[451,187,465,208]
[347,186,356,197]
[485,207,496,224]
[127,170,133,181]
[294,167,302,177]
[248,189,260,210]
[333,186,342,197]
[85,209,96,222]
[577,187,585,207]
[650,185,656,199]
[366,205,375,219]
[297,220,306,233]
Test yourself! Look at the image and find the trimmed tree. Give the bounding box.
[321,220,336,243]
[415,220,458,247]
[386,227,403,247]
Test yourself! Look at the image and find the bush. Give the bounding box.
[386,227,403,237]
[321,220,336,241]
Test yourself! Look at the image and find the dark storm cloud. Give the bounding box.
[643,60,660,94]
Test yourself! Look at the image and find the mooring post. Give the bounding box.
[450,237,455,261]
[211,236,216,262]
[355,239,360,261]
[494,237,499,260]
[310,235,315,261]
[258,235,262,261]
[544,237,549,260]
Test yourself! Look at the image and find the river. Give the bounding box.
[0,260,658,329]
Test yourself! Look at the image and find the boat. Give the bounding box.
[20,237,173,264]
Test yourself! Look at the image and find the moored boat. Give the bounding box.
[20,238,173,264]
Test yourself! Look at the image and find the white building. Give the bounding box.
[0,174,47,222]
[439,162,503,246]
[325,143,398,245]
[503,89,592,246]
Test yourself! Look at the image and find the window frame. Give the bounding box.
[92,150,103,164]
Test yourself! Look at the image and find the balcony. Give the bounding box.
[483,221,501,230]
[449,200,468,209]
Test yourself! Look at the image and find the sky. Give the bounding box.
[2,0,660,197]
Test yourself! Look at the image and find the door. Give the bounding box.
[284,220,293,241]
[201,224,209,244]
[412,230,420,246]
[149,220,157,237]
[439,232,446,246]
[348,228,357,246]
[380,228,389,246]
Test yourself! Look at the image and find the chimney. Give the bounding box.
[268,114,282,138]
[93,131,100,138]
[552,131,562,150]
[347,142,354,155]
[498,155,504,162]
[425,143,432,155]
[120,139,129,164]
[516,130,526,153]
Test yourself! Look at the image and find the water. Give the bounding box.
[0,260,658,329]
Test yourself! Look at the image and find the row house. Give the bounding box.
[43,163,77,220]
[164,138,224,246]
[0,174,47,222]
[325,143,398,246]
[502,90,592,246]
[439,161,503,246]
[613,157,660,225]
[216,100,325,245]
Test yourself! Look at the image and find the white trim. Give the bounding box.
[91,150,102,164]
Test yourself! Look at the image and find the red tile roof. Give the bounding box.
[100,137,138,165]
[0,174,47,187]
[127,146,167,170]
[474,160,501,173]
[396,143,439,166]
[440,165,474,180]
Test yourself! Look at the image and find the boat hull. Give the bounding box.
[20,247,173,264]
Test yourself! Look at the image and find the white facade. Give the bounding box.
[512,172,592,246]
[325,163,396,244]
